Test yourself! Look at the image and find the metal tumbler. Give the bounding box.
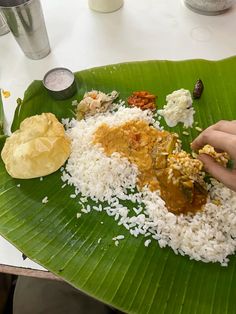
[0,11,9,35]
[0,0,50,59]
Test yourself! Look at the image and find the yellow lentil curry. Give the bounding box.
[93,120,207,214]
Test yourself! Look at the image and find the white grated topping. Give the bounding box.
[158,89,195,128]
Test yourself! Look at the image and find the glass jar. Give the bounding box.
[184,0,234,15]
[88,0,124,13]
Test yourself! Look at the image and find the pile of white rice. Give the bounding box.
[61,106,236,266]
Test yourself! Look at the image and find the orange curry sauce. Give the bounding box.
[93,120,207,214]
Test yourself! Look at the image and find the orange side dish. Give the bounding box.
[93,120,207,214]
[127,91,156,111]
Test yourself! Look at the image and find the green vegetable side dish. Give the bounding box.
[1,58,236,314]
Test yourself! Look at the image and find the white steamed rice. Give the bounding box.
[61,106,236,266]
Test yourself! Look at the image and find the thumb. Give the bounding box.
[198,154,236,191]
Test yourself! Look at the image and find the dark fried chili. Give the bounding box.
[193,79,204,99]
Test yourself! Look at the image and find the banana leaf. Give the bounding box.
[1,57,236,314]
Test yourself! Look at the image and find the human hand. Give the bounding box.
[191,120,236,191]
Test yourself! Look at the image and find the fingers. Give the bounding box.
[191,129,236,158]
[191,120,236,152]
[209,120,236,135]
[198,154,236,191]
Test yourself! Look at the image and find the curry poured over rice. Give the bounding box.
[93,120,207,214]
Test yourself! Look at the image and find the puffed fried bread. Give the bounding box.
[1,113,71,179]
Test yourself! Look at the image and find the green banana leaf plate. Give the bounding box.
[1,57,236,314]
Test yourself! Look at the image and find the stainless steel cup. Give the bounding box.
[184,0,234,15]
[0,0,50,59]
[0,11,9,35]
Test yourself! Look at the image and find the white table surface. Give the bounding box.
[0,0,236,273]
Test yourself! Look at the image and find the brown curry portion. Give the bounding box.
[156,168,207,214]
[93,120,207,214]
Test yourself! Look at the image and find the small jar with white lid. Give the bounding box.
[88,0,123,13]
[184,0,234,15]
